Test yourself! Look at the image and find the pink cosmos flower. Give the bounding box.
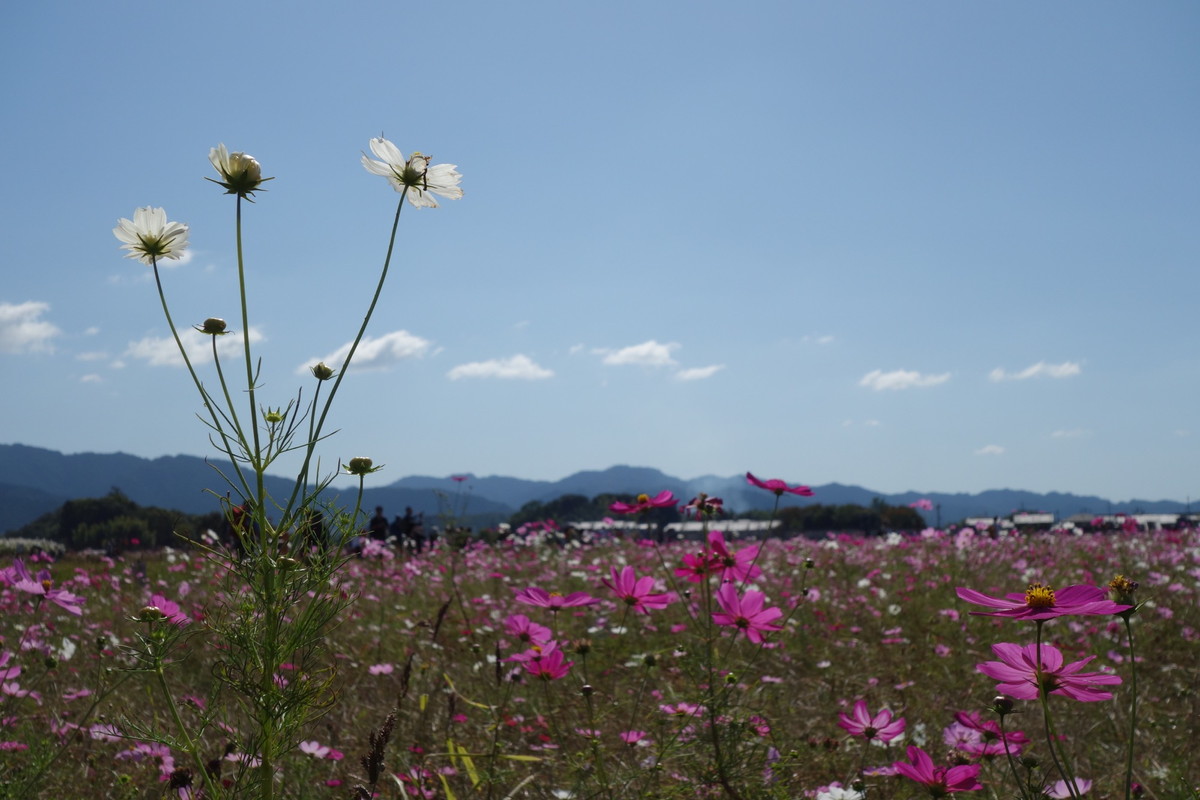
[955,582,1130,620]
[977,642,1122,702]
[837,700,906,743]
[504,614,553,646]
[706,530,762,582]
[682,494,723,518]
[601,566,672,614]
[148,593,191,626]
[1046,779,1092,798]
[909,498,934,511]
[674,550,715,583]
[745,472,814,497]
[893,745,982,794]
[523,648,573,681]
[7,559,84,615]
[943,711,1028,757]
[514,587,599,611]
[712,583,783,644]
[609,491,677,514]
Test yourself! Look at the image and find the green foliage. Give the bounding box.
[777,500,924,534]
[7,488,223,551]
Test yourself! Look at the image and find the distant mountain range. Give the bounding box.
[0,443,1191,535]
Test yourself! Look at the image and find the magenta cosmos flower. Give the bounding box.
[955,582,1130,620]
[977,642,1122,702]
[837,700,906,743]
[893,746,982,794]
[601,566,672,614]
[745,472,814,497]
[523,648,573,681]
[609,490,677,515]
[706,530,762,582]
[514,586,599,611]
[712,583,783,644]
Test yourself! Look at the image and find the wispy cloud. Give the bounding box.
[298,330,432,374]
[80,373,102,384]
[447,354,553,381]
[75,351,109,362]
[674,364,725,381]
[0,301,61,354]
[595,340,680,367]
[859,369,950,391]
[127,327,264,367]
[801,334,835,345]
[989,361,1081,382]
[1051,428,1092,439]
[975,444,1005,456]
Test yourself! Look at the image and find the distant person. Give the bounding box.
[369,506,389,542]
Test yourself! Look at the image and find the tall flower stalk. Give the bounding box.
[112,138,461,799]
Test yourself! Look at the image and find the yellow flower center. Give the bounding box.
[636,494,650,504]
[1024,583,1056,608]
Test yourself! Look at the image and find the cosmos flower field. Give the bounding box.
[1,520,1197,799]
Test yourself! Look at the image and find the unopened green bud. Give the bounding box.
[310,362,335,381]
[197,317,228,335]
[345,457,378,476]
[140,606,166,622]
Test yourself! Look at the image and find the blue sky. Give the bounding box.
[2,2,1197,502]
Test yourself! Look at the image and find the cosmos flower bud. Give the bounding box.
[140,606,166,622]
[345,457,378,476]
[310,362,335,381]
[264,409,285,424]
[198,318,228,335]
[991,696,1014,715]
[1107,574,1139,606]
[208,143,272,199]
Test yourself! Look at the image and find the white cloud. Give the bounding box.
[1051,428,1092,439]
[75,351,109,362]
[802,334,835,345]
[447,354,553,381]
[298,330,432,374]
[596,340,680,367]
[568,343,585,355]
[513,320,530,330]
[975,444,1006,456]
[0,301,61,354]
[989,361,1082,382]
[858,369,950,391]
[84,326,100,336]
[674,364,725,381]
[126,327,264,368]
[80,373,102,384]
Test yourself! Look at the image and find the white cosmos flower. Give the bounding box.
[361,137,463,208]
[113,206,190,265]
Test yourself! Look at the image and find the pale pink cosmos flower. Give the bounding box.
[956,582,1130,620]
[712,584,783,644]
[837,700,906,743]
[601,566,672,614]
[893,745,982,794]
[1045,779,1091,798]
[943,711,1028,757]
[745,472,814,497]
[504,614,553,646]
[7,559,84,615]
[977,642,1122,702]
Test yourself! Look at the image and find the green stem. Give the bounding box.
[1035,621,1079,800]
[1122,614,1139,800]
[156,663,220,799]
[283,191,408,521]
